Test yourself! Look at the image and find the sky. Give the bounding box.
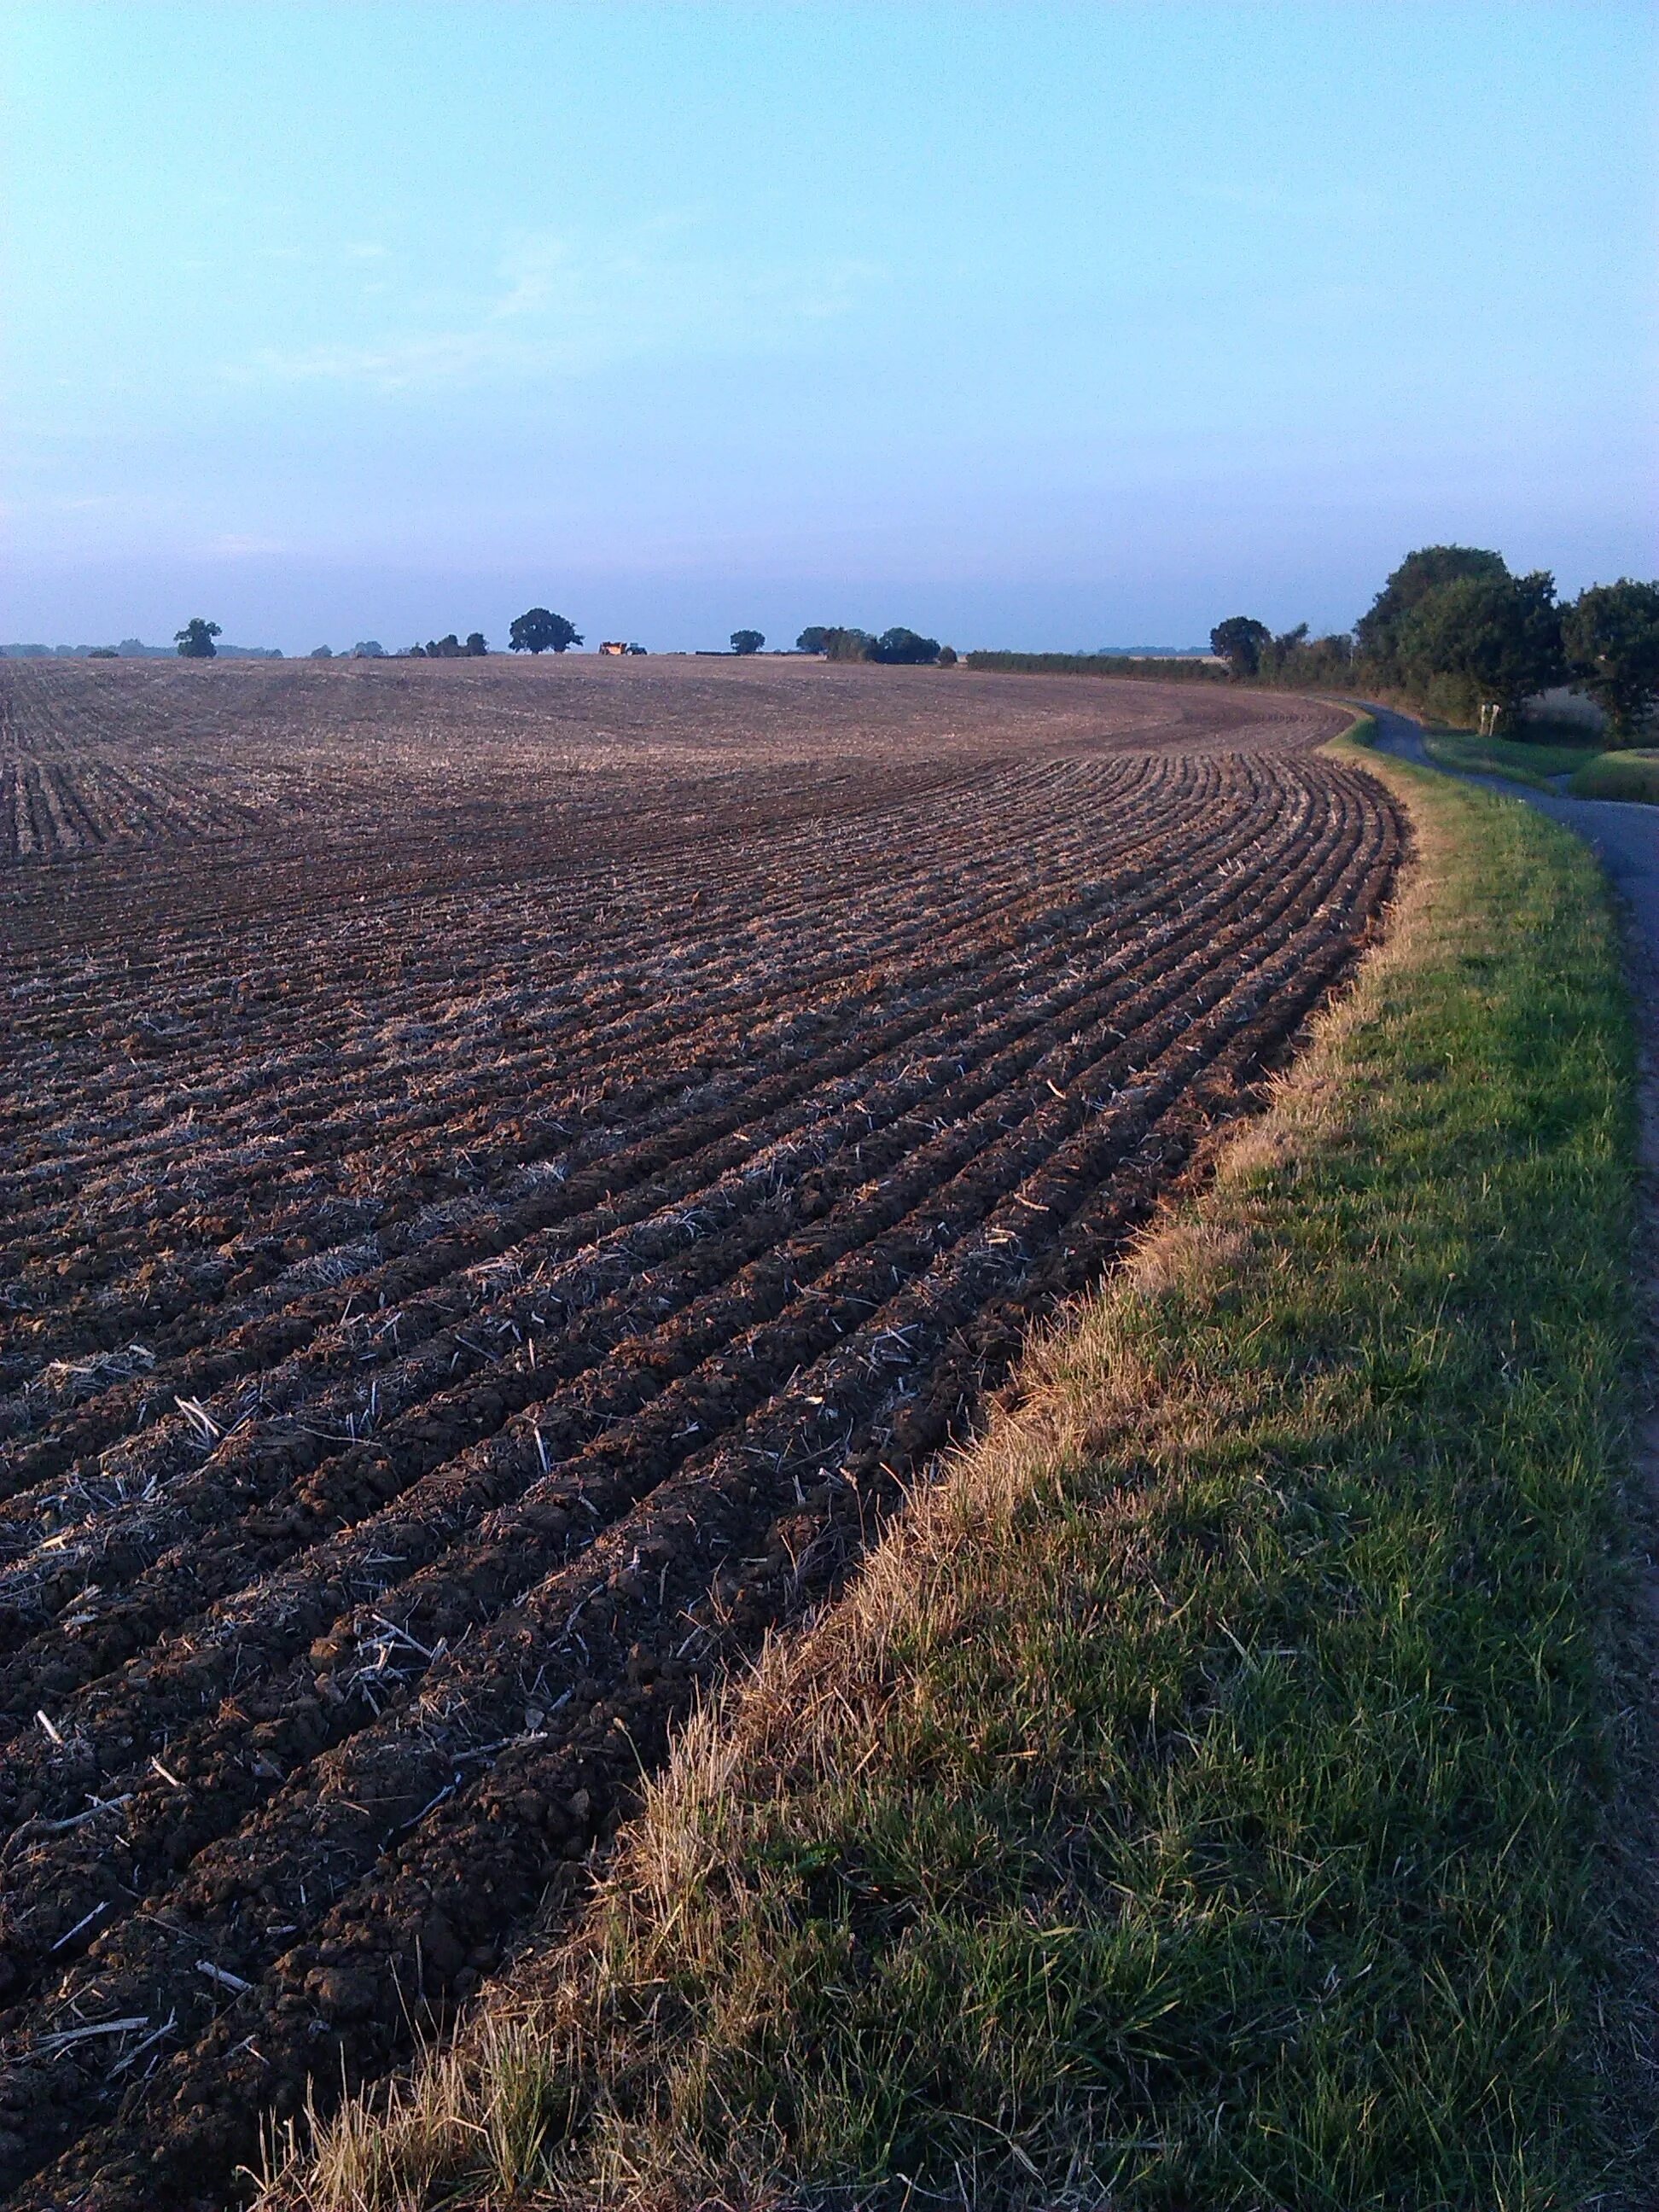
[3,1,1656,654]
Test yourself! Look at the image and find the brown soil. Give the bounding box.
[0,657,1394,2209]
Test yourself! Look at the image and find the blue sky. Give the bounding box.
[3,1,1655,652]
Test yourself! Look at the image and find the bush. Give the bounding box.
[964,652,1226,684]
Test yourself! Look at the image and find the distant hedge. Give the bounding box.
[963,650,1229,682]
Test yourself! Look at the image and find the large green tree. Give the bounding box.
[1561,579,1659,742]
[730,629,765,655]
[1354,545,1508,680]
[1209,616,1270,678]
[1400,570,1563,732]
[509,608,582,654]
[174,617,221,659]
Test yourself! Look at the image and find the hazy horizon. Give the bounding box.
[4,2,1655,656]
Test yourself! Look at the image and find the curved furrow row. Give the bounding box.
[0,770,1353,1812]
[0,754,1136,1332]
[0,765,1317,1623]
[0,761,1272,1493]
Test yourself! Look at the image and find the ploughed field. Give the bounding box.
[0,655,1397,2208]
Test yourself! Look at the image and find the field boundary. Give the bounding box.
[963,650,1227,681]
[254,728,1657,2210]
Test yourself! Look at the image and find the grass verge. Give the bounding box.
[259,735,1651,2212]
[1421,727,1659,807]
[1421,727,1600,789]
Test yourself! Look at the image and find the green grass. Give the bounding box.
[1421,728,1659,806]
[261,738,1652,2212]
[1569,752,1659,805]
[1422,727,1601,789]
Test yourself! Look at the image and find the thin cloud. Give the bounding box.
[237,226,882,392]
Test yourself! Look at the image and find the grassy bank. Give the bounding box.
[1421,727,1659,806]
[1570,753,1659,805]
[1421,727,1598,789]
[263,741,1650,2212]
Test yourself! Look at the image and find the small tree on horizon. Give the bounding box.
[730,629,765,655]
[1210,616,1270,678]
[175,617,221,660]
[509,608,582,654]
[870,626,940,665]
[465,632,488,656]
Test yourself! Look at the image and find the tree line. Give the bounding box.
[795,626,955,666]
[1211,550,1659,740]
[167,609,964,668]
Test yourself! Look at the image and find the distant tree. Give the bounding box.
[464,632,488,656]
[1400,570,1563,732]
[310,644,334,659]
[175,617,221,660]
[823,627,874,661]
[1258,622,1309,678]
[1354,545,1509,681]
[404,643,428,657]
[426,634,466,658]
[870,626,940,665]
[87,646,119,659]
[1210,616,1271,678]
[118,637,145,656]
[730,629,765,655]
[796,626,831,655]
[937,645,958,667]
[1561,580,1659,743]
[352,640,385,659]
[509,608,582,654]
